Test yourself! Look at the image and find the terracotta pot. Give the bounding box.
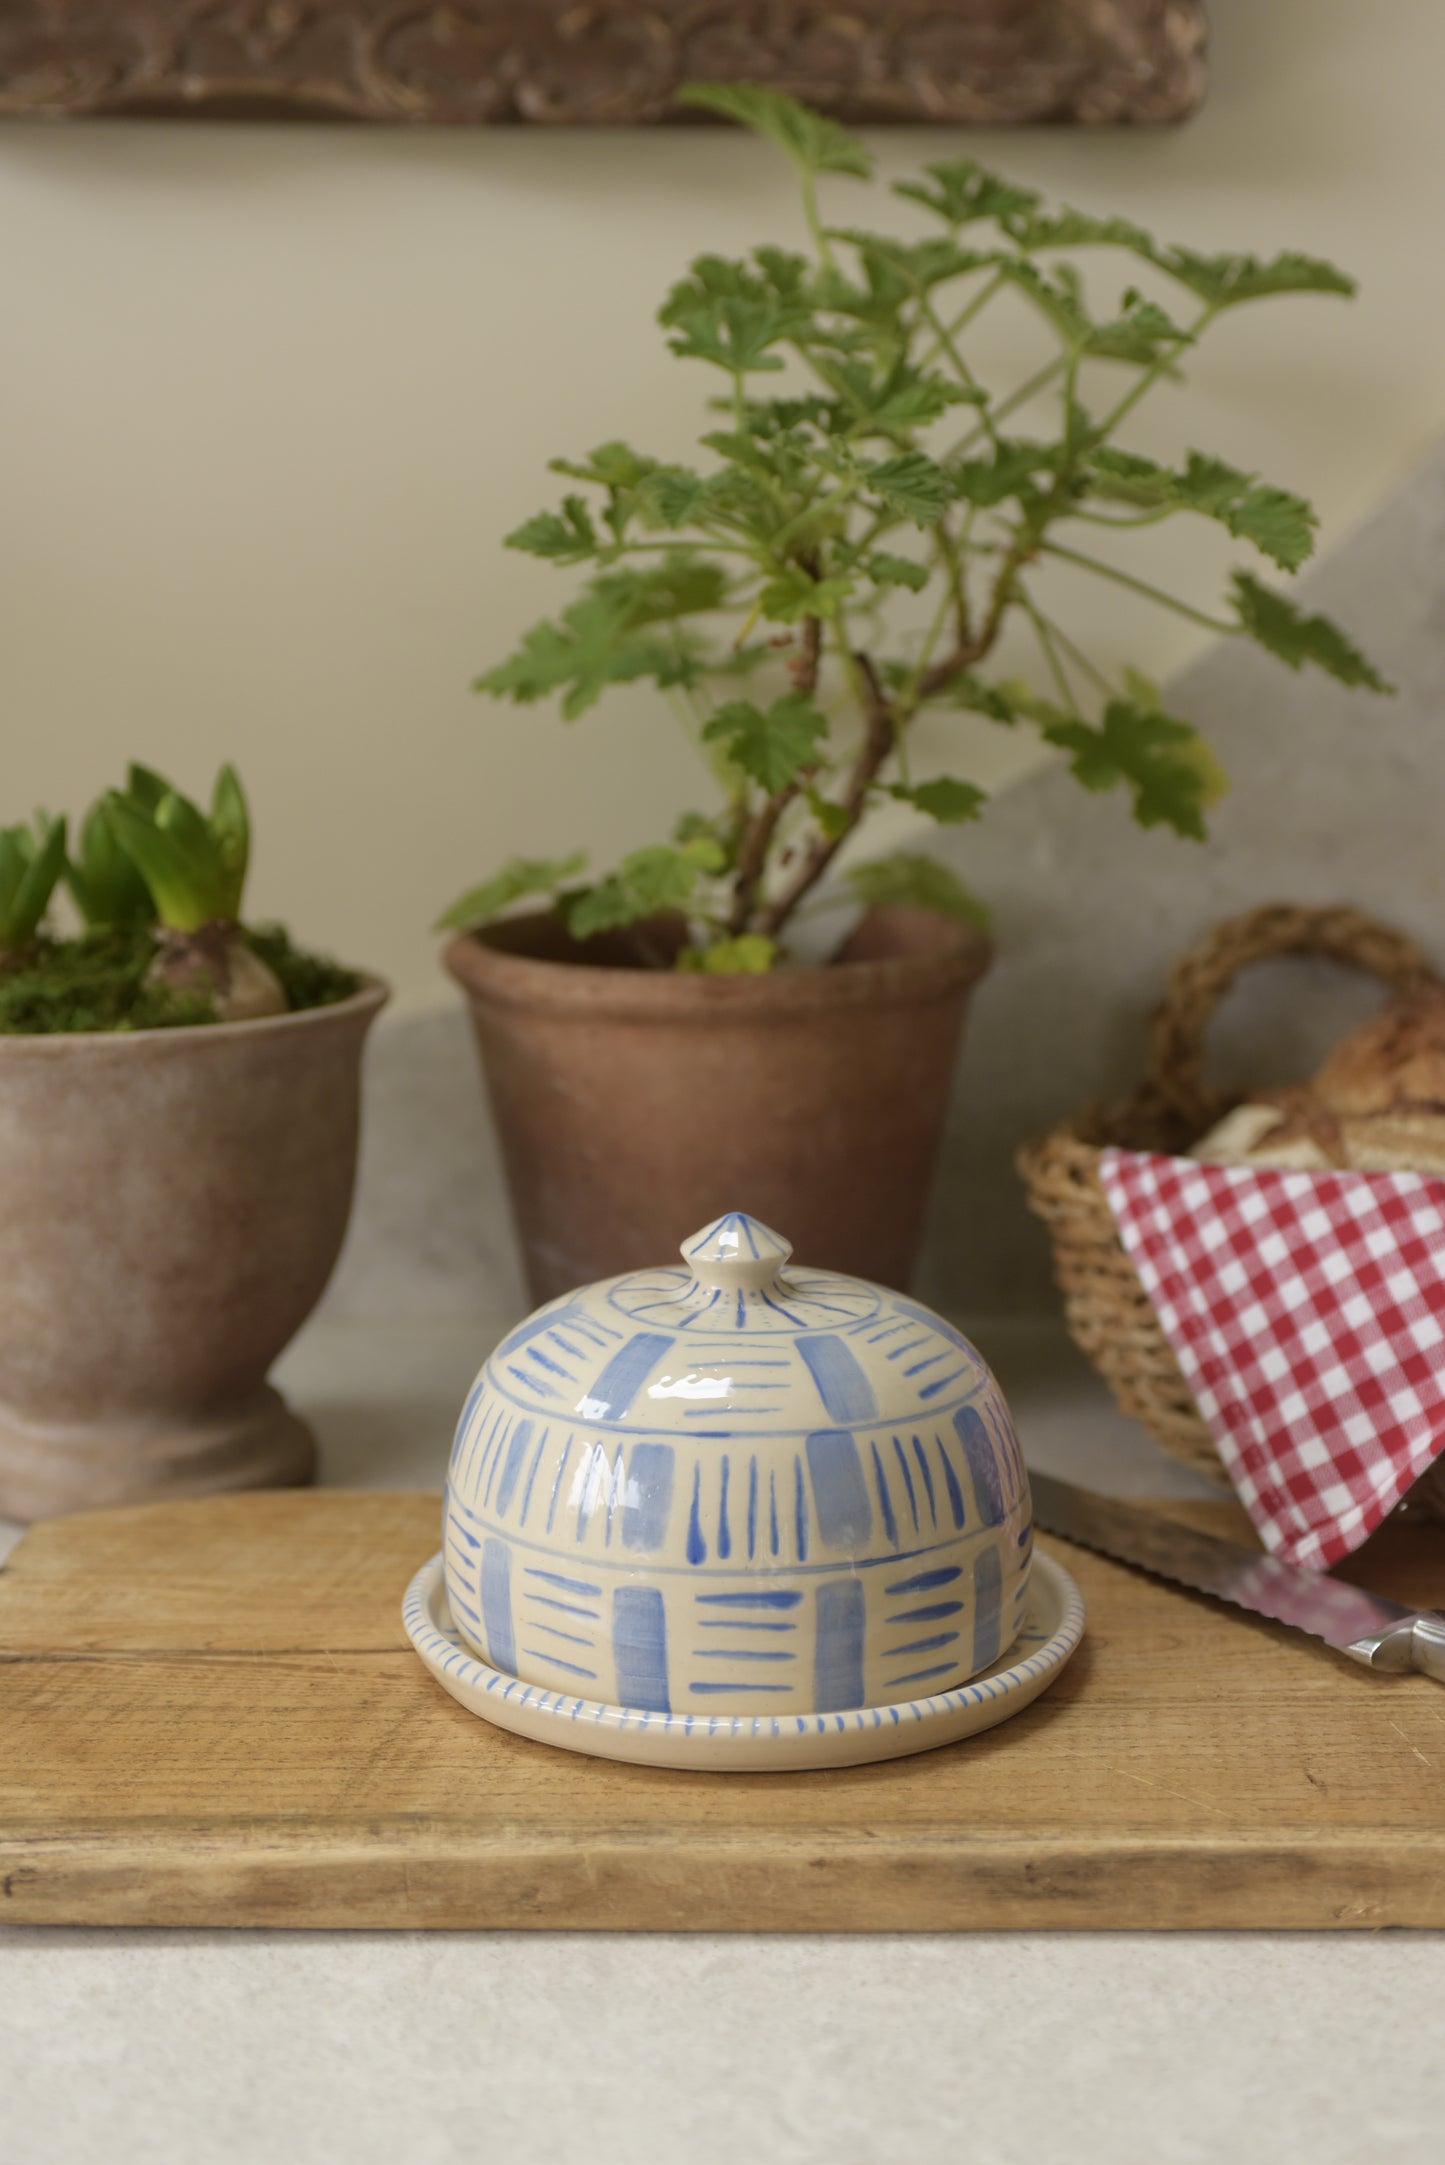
[0,982,387,1521]
[445,907,990,1305]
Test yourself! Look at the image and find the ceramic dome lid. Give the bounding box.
[443,1211,1030,1729]
[488,1210,993,1445]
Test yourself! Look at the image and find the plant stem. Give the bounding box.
[908,527,970,696]
[1066,506,1178,531]
[1039,539,1238,633]
[918,295,999,445]
[993,353,1069,424]
[727,614,823,933]
[754,520,1038,939]
[770,479,859,555]
[1018,592,1080,714]
[947,354,1068,462]
[798,167,836,271]
[1025,604,1114,696]
[1094,302,1218,439]
[608,539,757,559]
[911,524,1031,704]
[754,642,895,937]
[916,268,1009,370]
[837,508,903,569]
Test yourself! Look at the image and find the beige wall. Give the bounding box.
[6,0,1444,1010]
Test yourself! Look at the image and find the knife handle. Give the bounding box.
[1345,1612,1445,1683]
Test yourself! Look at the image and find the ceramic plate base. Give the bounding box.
[403,1548,1085,1771]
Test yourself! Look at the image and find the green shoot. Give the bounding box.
[105,764,252,933]
[65,799,156,930]
[0,815,68,957]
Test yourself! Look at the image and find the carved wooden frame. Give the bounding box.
[0,3,1208,126]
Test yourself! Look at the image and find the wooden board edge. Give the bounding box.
[4,1824,1441,1931]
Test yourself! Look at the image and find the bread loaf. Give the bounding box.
[1191,989,1445,1174]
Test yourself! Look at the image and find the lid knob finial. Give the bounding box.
[681,1212,793,1294]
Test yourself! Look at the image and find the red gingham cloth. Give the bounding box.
[1098,1148,1445,1570]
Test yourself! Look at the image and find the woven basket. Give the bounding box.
[1017,902,1445,1504]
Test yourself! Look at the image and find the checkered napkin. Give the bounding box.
[1098,1148,1445,1569]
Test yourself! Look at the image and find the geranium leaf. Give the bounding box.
[436,853,589,932]
[1006,208,1156,258]
[635,469,715,529]
[678,83,873,180]
[805,788,853,840]
[566,839,726,940]
[506,495,600,563]
[663,295,800,375]
[595,560,731,626]
[863,452,953,526]
[1042,700,1222,838]
[893,162,1040,229]
[887,777,987,825]
[676,934,778,975]
[821,355,984,434]
[477,565,723,718]
[1082,293,1195,364]
[1089,448,1318,571]
[757,564,855,624]
[866,553,929,593]
[832,229,1000,294]
[1226,487,1320,574]
[845,850,990,926]
[752,246,814,299]
[548,442,658,489]
[703,693,827,793]
[1156,247,1356,309]
[1231,573,1391,689]
[953,440,1058,509]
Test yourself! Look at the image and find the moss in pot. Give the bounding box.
[0,765,385,1522]
[440,86,1388,1306]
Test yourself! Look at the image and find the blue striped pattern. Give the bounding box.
[620,1441,675,1553]
[805,1429,873,1549]
[579,1332,673,1421]
[480,1537,515,1676]
[613,1585,671,1714]
[972,1544,1004,1671]
[490,1299,582,1365]
[796,1334,878,1423]
[953,1404,1006,1527]
[814,1578,865,1712]
[493,1418,534,1518]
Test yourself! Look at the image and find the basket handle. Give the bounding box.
[1142,903,1443,1133]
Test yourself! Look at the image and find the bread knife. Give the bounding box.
[1030,1469,1445,1682]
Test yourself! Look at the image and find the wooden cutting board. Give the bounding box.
[1,1489,1442,1930]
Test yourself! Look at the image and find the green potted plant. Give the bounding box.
[0,765,385,1521]
[441,85,1387,1305]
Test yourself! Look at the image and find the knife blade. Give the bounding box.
[1029,1470,1445,1683]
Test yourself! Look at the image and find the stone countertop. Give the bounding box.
[3,1316,1443,2164]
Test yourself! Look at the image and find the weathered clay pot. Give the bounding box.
[0,982,387,1521]
[445,907,989,1305]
